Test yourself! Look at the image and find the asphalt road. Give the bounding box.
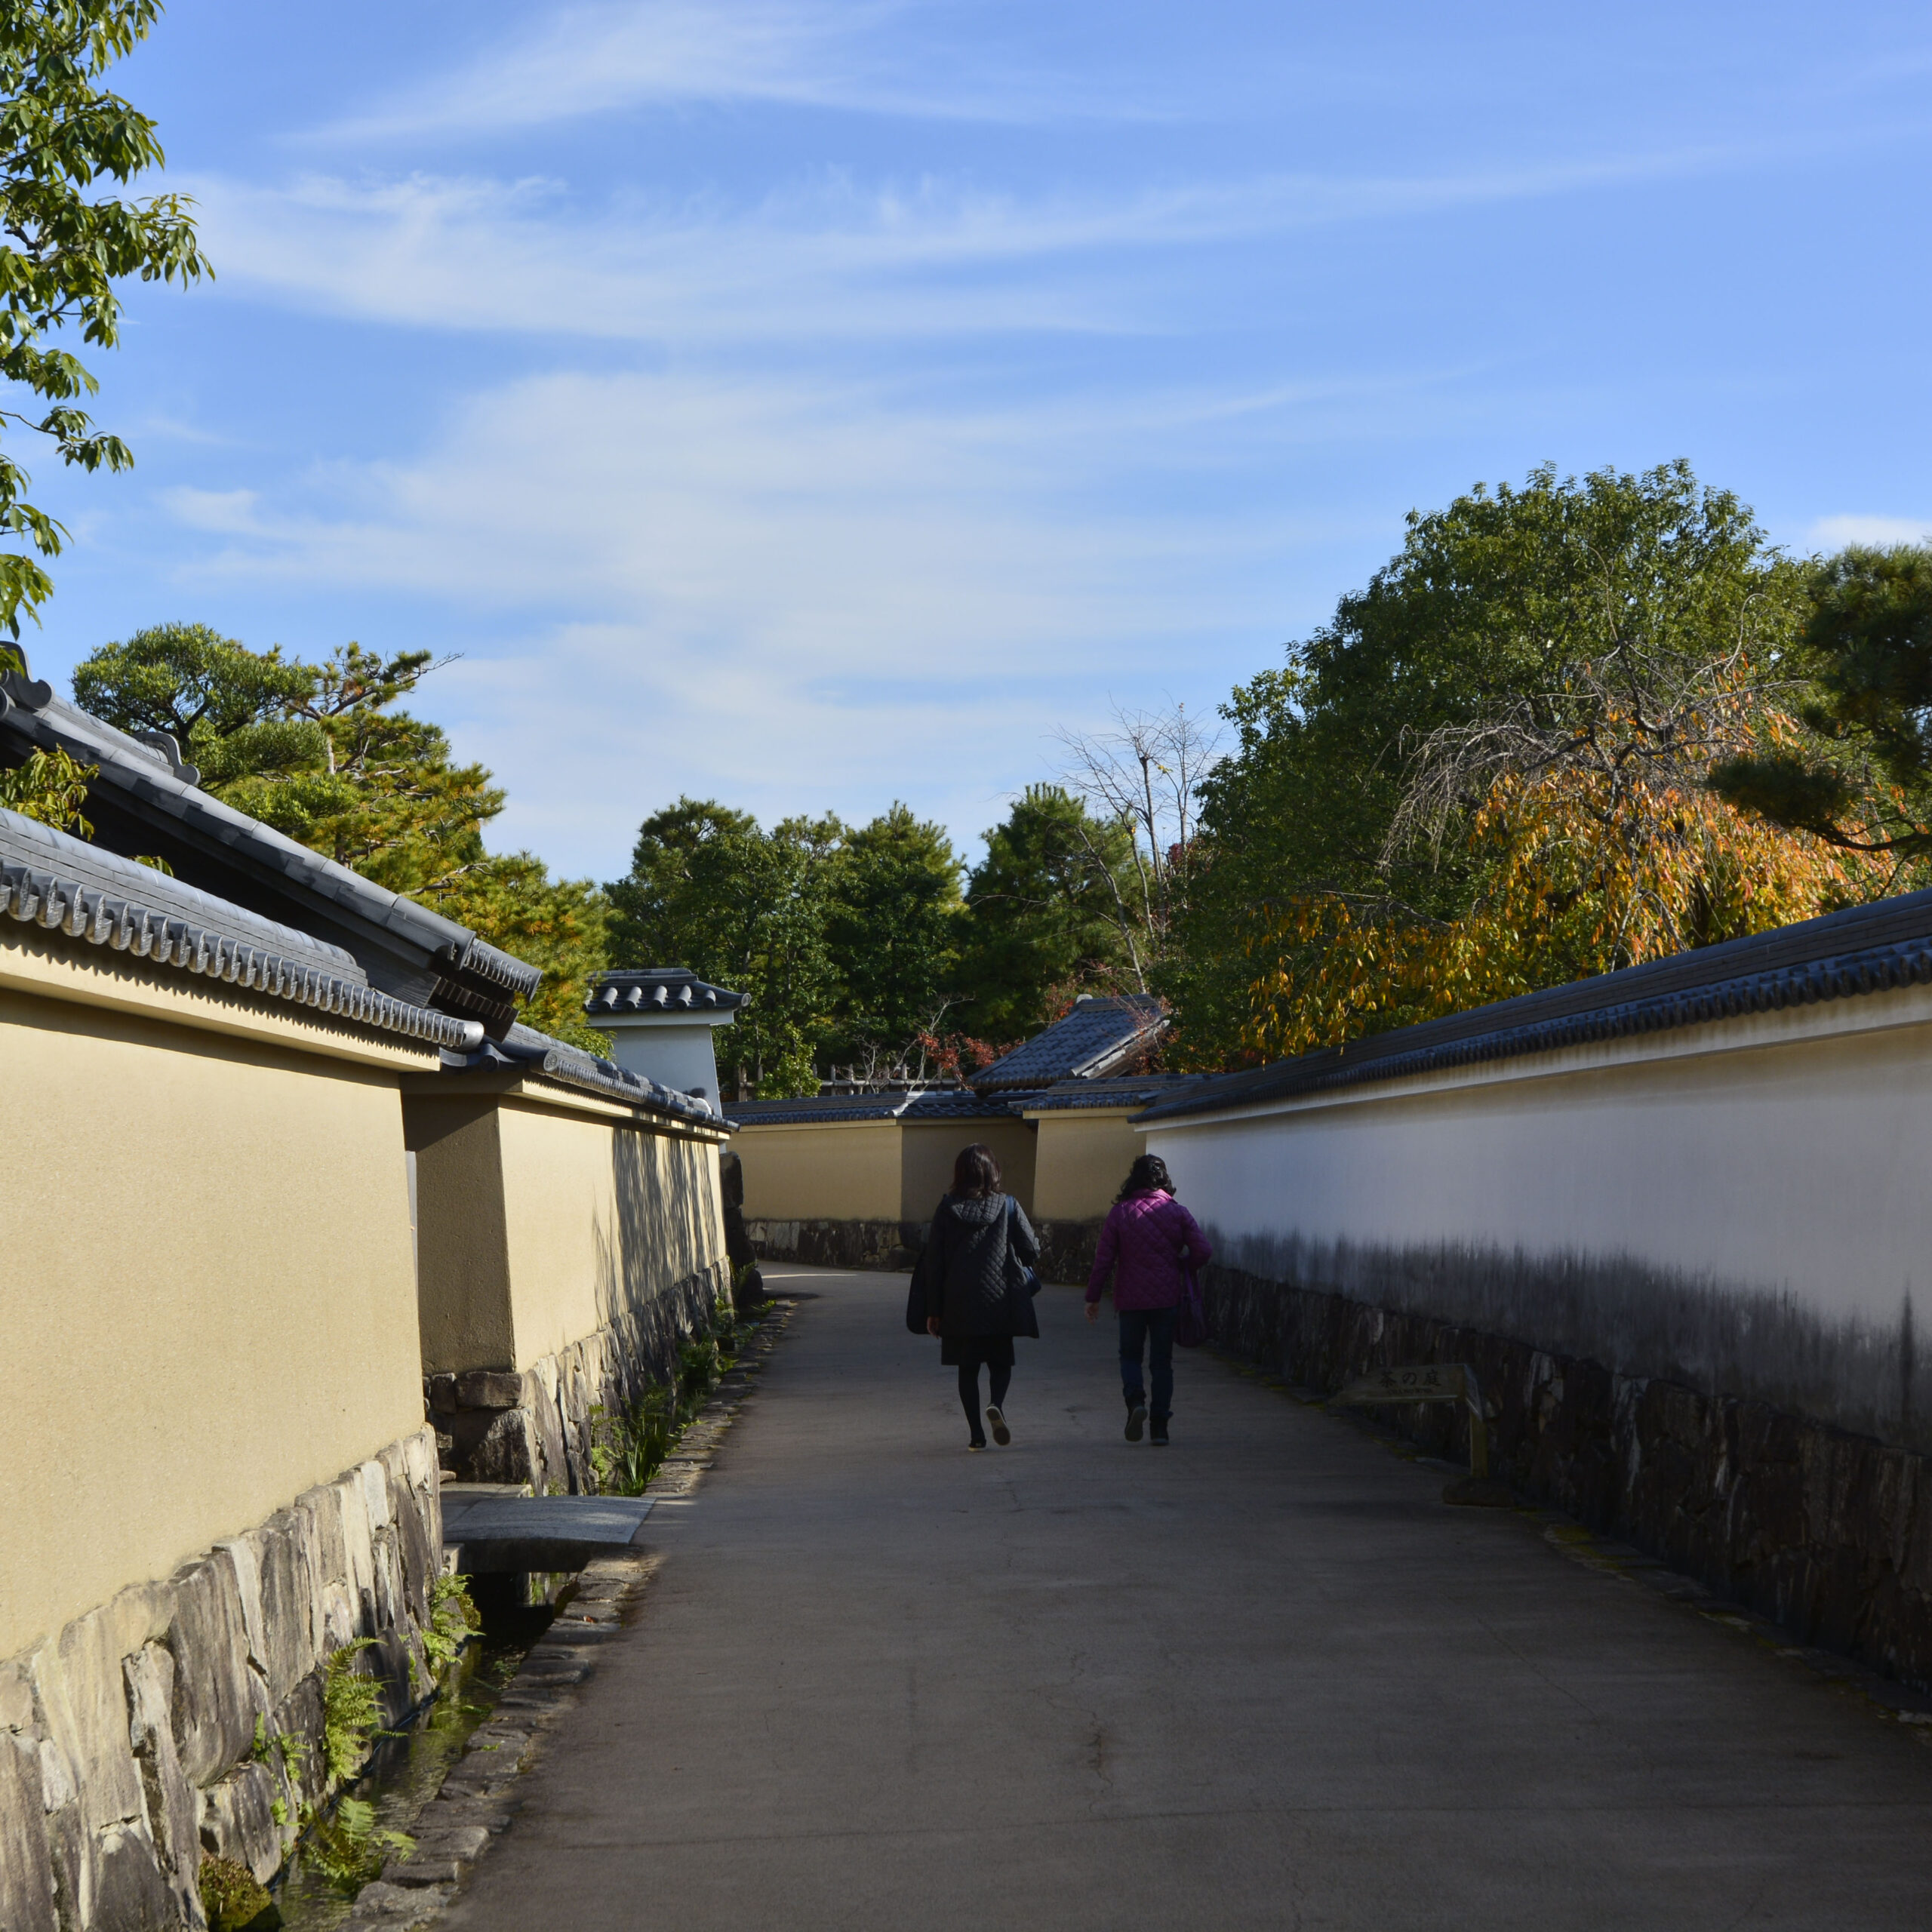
[442,1264,1932,1931]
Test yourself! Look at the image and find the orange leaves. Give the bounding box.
[1239,749,1889,1066]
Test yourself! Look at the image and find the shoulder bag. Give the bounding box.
[1004,1195,1041,1299]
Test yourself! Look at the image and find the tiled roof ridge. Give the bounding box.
[440,1022,722,1127]
[1138,915,1932,1124]
[971,990,1168,1092]
[0,683,543,1001]
[0,849,483,1051]
[586,967,748,1015]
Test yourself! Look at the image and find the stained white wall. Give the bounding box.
[1146,983,1932,1324]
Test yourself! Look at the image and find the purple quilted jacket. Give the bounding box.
[1086,1189,1212,1311]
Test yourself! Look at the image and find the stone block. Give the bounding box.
[124,1640,203,1918]
[31,1586,165,1921]
[454,1370,527,1411]
[463,1407,541,1487]
[0,1728,57,1932]
[165,1551,262,1785]
[382,1851,467,1886]
[90,1818,182,1931]
[199,1760,288,1884]
[232,1509,322,1707]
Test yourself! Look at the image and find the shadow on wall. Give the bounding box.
[595,1128,724,1384]
[1216,1230,1924,1453]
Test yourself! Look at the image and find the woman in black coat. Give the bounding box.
[923,1143,1040,1451]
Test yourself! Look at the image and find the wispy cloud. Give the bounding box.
[1808,513,1932,550]
[149,363,1361,864]
[324,0,1150,141]
[188,139,1788,348]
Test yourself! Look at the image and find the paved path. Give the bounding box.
[445,1267,1932,1930]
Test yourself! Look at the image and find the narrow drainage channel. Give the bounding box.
[273,1598,555,1930]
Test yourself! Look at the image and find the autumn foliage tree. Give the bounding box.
[1189,463,1900,1066]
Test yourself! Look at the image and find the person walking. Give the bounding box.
[923,1143,1041,1451]
[1085,1153,1211,1445]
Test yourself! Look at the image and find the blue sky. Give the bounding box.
[21,1,1932,878]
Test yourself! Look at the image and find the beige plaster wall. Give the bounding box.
[1029,1111,1146,1220]
[1146,984,1932,1327]
[406,1095,513,1374]
[408,1088,728,1374]
[496,1100,725,1369]
[734,1121,903,1221]
[0,976,429,1661]
[900,1118,1038,1221]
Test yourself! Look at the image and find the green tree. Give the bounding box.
[1712,544,1932,860]
[1172,461,1872,1067]
[75,624,502,893]
[605,798,841,1098]
[0,1,207,670]
[823,803,961,1070]
[72,626,611,1035]
[428,855,611,1052]
[955,785,1137,1041]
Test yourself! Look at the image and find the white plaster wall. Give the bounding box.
[1148,985,1932,1324]
[590,1016,726,1103]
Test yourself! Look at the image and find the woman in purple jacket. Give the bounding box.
[1085,1154,1211,1445]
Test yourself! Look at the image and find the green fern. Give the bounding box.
[320,1640,385,1783]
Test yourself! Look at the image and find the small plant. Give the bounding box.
[421,1573,480,1673]
[298,1795,415,1894]
[270,1797,288,1829]
[678,1335,718,1415]
[592,1382,675,1494]
[251,1712,303,1777]
[320,1640,388,1784]
[198,1854,277,1930]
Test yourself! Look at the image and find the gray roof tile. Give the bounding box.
[0,678,544,1030]
[586,967,748,1016]
[971,995,1166,1093]
[0,808,481,1051]
[1137,887,1932,1124]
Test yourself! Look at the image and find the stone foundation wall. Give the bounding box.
[747,1217,919,1271]
[0,1429,443,1932]
[429,1259,730,1491]
[749,1216,1102,1285]
[1204,1262,1932,1687]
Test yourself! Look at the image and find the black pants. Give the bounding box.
[954,1347,1013,1440]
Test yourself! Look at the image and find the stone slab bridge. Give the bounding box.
[438,1267,1932,1932]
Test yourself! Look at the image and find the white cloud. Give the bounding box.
[152,365,1336,869]
[188,143,1770,349]
[1808,513,1932,550]
[325,0,1140,141]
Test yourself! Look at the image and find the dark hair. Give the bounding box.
[952,1143,1002,1199]
[1116,1153,1173,1202]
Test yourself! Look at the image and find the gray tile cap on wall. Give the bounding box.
[1137,883,1932,1124]
[436,1020,726,1127]
[0,675,543,1026]
[585,967,749,1015]
[0,806,485,1050]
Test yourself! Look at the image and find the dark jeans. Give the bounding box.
[1118,1306,1177,1420]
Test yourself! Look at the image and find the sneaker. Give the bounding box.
[1150,1418,1170,1446]
[986,1405,1011,1447]
[968,1438,987,1452]
[1124,1403,1146,1443]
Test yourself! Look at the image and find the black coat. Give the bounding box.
[924,1192,1040,1340]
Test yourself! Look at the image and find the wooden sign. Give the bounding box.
[1331,1362,1488,1478]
